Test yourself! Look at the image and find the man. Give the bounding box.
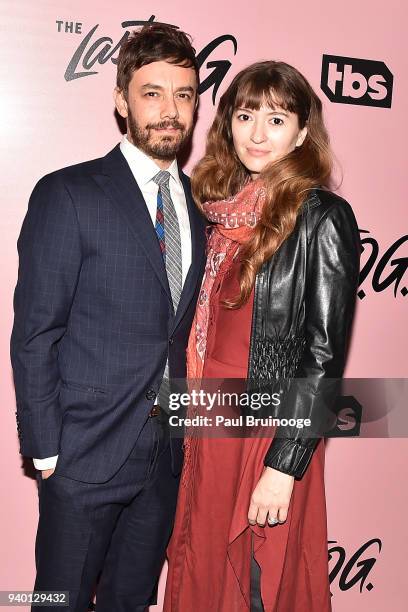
[11,24,206,611]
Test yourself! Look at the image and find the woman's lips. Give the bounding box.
[246,148,270,157]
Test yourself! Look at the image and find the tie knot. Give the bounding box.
[153,170,171,187]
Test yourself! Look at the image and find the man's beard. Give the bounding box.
[127,109,192,161]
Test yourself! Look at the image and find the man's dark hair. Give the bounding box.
[116,23,199,95]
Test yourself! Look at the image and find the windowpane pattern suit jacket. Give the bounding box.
[11,145,206,483]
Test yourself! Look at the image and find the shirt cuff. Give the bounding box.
[33,456,59,470]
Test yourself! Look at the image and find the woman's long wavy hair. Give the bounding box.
[191,61,333,308]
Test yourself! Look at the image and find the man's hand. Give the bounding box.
[41,468,55,480]
[248,466,294,527]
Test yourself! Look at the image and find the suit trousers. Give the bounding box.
[33,414,180,612]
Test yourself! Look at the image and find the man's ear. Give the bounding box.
[114,87,128,119]
[194,92,200,112]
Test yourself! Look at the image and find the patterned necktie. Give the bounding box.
[153,170,183,411]
[153,170,182,312]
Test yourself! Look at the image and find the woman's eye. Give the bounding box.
[271,117,284,125]
[237,113,251,121]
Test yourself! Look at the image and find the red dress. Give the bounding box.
[164,247,331,612]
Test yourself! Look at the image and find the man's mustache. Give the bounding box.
[146,120,185,131]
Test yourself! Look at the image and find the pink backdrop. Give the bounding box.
[1,1,407,610]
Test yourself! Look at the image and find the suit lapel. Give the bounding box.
[94,145,206,326]
[94,145,172,303]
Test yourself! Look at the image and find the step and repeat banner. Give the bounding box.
[1,1,407,610]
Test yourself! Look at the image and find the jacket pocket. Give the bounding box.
[60,380,108,395]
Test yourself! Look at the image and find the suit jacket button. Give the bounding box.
[146,389,156,400]
[169,337,174,345]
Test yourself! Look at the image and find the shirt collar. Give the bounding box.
[120,135,181,187]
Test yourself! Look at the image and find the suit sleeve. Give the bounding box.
[10,174,82,458]
[263,201,361,478]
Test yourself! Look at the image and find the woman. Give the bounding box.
[164,61,360,611]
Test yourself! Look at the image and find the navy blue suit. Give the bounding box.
[11,144,206,610]
[11,144,206,481]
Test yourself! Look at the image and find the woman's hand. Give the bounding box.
[248,466,294,527]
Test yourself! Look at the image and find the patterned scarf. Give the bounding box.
[186,178,266,381]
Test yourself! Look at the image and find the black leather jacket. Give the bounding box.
[246,188,361,478]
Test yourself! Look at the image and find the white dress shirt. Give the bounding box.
[121,135,192,284]
[33,136,192,471]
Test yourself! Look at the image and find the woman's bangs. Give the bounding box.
[234,76,296,113]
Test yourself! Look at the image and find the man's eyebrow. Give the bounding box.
[175,86,195,93]
[141,84,163,90]
[140,84,195,94]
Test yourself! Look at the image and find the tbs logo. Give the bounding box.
[326,396,362,438]
[321,55,393,108]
